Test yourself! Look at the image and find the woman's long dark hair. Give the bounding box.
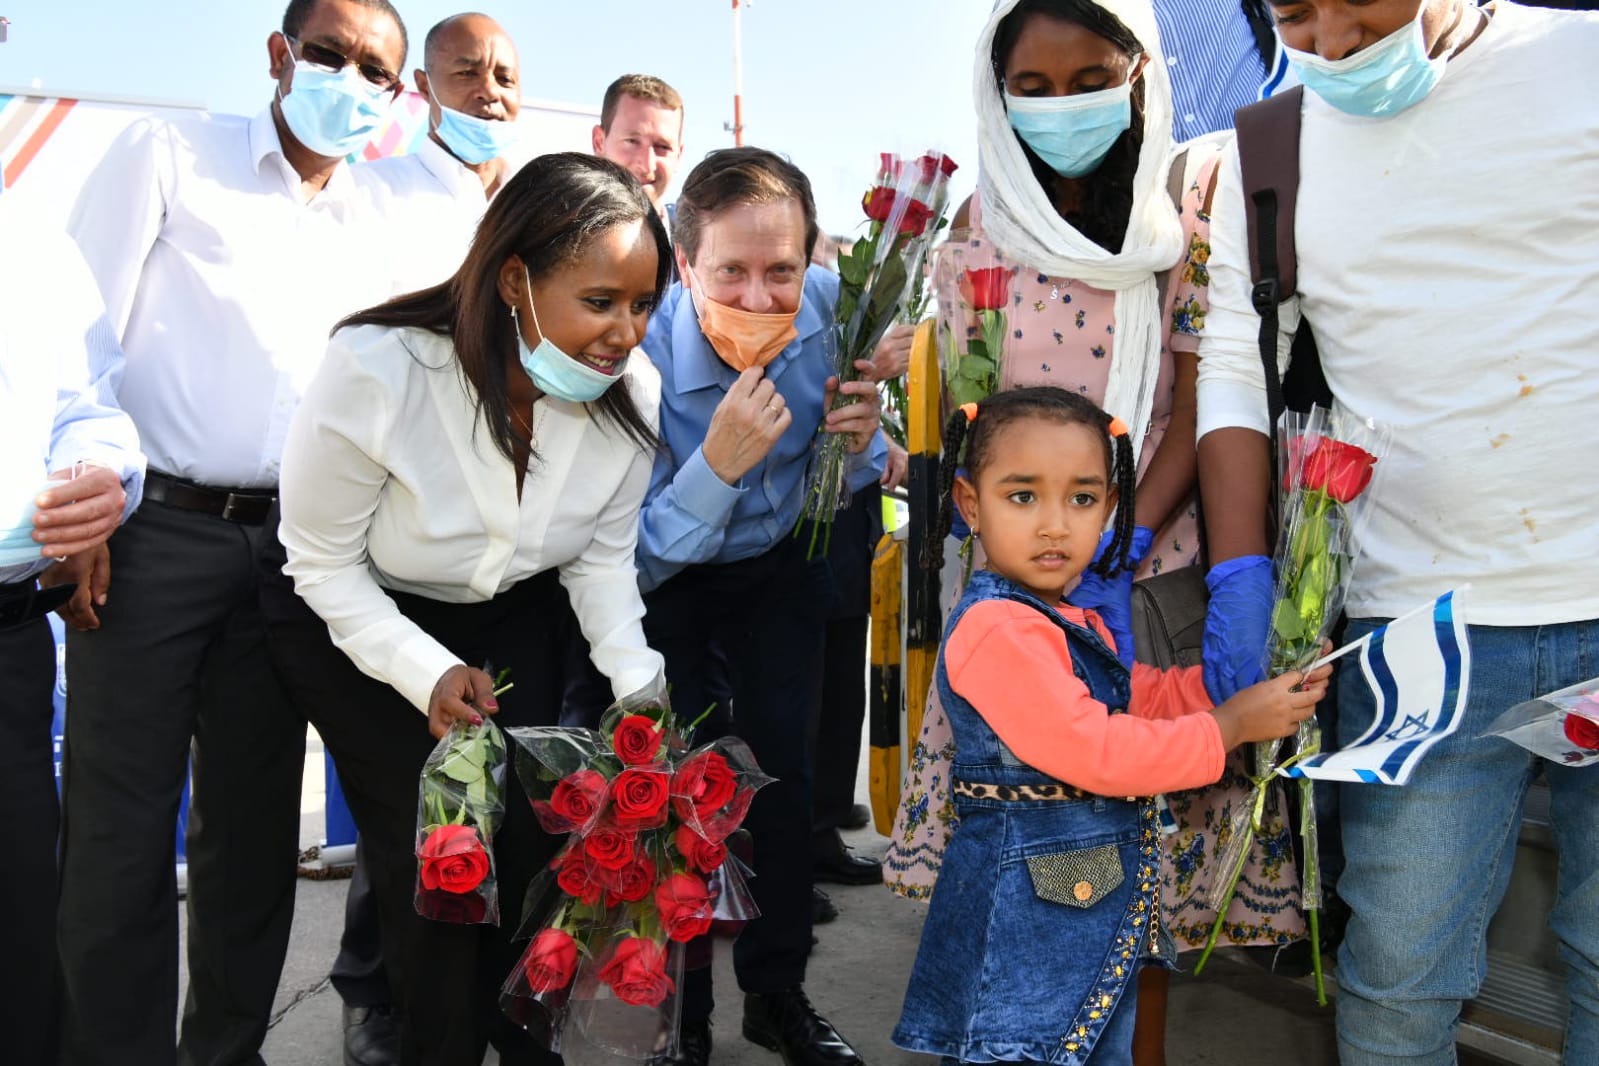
[338,152,670,461]
[992,0,1147,253]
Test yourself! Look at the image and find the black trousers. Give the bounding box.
[2,610,59,1066]
[260,556,570,1066]
[811,485,878,836]
[643,536,831,1020]
[330,835,389,1008]
[58,501,305,1066]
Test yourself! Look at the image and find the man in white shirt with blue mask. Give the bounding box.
[361,13,522,294]
[1196,1,1599,1062]
[0,220,144,1066]
[54,1,407,1062]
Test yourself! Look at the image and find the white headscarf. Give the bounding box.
[975,0,1183,464]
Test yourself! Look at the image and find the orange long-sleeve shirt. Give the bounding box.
[944,598,1226,797]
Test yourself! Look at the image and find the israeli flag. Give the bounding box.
[1281,589,1471,786]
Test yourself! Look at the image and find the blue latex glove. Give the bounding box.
[1202,554,1274,704]
[1067,526,1153,670]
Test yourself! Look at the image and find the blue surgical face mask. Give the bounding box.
[514,275,626,404]
[1284,8,1447,118]
[1005,82,1133,179]
[427,81,519,165]
[277,59,392,159]
[0,481,54,569]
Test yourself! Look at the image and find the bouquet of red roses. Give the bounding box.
[414,718,507,925]
[499,682,769,1058]
[798,150,958,556]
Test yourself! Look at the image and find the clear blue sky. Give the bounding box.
[0,0,990,233]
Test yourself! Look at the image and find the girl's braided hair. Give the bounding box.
[924,386,1137,577]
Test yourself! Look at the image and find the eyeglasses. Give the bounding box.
[286,35,400,91]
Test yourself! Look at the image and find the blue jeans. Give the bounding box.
[1334,618,1599,1065]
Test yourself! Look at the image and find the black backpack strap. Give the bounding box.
[1236,85,1304,441]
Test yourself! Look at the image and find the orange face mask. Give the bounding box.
[687,268,801,372]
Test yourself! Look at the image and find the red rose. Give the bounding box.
[959,267,1011,312]
[610,767,670,826]
[599,936,675,1007]
[939,153,959,178]
[863,186,897,224]
[1301,439,1378,504]
[674,824,728,874]
[612,715,664,766]
[553,845,603,905]
[584,825,636,870]
[522,927,579,994]
[549,769,609,826]
[898,198,933,237]
[875,152,899,184]
[1565,712,1599,751]
[655,872,715,943]
[671,752,737,823]
[606,851,658,905]
[417,824,491,895]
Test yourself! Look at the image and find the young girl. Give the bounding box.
[892,388,1328,1066]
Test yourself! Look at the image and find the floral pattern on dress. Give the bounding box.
[887,152,1305,951]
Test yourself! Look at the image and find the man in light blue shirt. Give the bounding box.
[635,147,881,1066]
[1,221,144,1066]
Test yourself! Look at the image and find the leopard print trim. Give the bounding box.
[953,780,1138,803]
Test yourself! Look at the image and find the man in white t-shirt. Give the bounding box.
[1195,2,1599,1061]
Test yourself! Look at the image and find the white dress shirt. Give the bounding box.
[0,219,146,584]
[67,107,394,489]
[357,135,490,295]
[279,323,666,713]
[1197,2,1599,624]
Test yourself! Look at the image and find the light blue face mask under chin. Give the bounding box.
[1005,82,1133,179]
[1284,10,1448,118]
[277,60,392,158]
[426,80,520,166]
[515,279,626,404]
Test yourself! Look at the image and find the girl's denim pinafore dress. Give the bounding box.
[892,570,1163,1066]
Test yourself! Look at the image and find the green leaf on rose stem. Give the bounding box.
[467,775,487,809]
[1272,598,1305,642]
[440,754,483,784]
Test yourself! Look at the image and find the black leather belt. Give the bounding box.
[145,470,277,525]
[0,579,75,632]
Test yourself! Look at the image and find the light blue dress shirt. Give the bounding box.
[637,268,886,592]
[1,222,146,584]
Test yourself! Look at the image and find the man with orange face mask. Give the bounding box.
[634,147,883,1066]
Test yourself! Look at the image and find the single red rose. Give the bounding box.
[553,845,604,905]
[674,824,728,874]
[584,824,636,870]
[915,153,939,184]
[939,153,959,178]
[612,714,664,766]
[610,767,670,826]
[1281,435,1311,493]
[1565,712,1599,751]
[960,267,1011,312]
[876,152,898,182]
[417,824,491,895]
[1301,439,1378,504]
[655,871,715,943]
[898,198,933,237]
[606,851,659,905]
[599,935,675,1007]
[671,752,738,824]
[522,927,579,994]
[863,186,897,225]
[549,768,609,826]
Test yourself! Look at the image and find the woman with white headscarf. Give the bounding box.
[885,1,1304,1061]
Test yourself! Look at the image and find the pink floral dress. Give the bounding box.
[884,158,1305,952]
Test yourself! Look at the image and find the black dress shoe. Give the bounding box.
[812,832,882,886]
[342,1004,400,1066]
[743,986,864,1066]
[651,1018,712,1066]
[840,803,872,831]
[812,886,839,925]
